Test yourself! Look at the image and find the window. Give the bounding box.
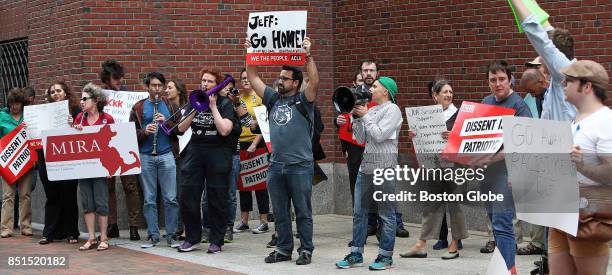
[0,38,28,107]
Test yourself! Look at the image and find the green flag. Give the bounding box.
[509,0,550,33]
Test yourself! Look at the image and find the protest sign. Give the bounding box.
[502,116,578,236]
[0,124,36,185]
[405,105,448,168]
[485,248,511,275]
[24,100,70,149]
[42,122,141,181]
[246,11,307,66]
[237,147,269,191]
[253,106,271,152]
[101,90,148,123]
[442,101,515,165]
[508,0,549,33]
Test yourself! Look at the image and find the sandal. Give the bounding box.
[68,236,79,244]
[39,237,52,245]
[97,239,109,251]
[79,239,98,251]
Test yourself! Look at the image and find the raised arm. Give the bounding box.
[244,39,267,99]
[302,37,318,103]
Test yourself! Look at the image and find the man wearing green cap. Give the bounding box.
[336,76,402,270]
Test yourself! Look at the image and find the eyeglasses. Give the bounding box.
[278,76,294,81]
[80,96,92,102]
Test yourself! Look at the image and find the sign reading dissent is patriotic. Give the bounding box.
[442,101,515,165]
[0,124,36,185]
[238,148,269,191]
[246,11,307,66]
[42,123,141,181]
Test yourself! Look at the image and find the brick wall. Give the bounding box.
[1,0,611,163]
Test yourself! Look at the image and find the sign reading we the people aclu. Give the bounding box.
[102,90,148,123]
[246,10,307,66]
[0,125,36,185]
[42,123,141,181]
[238,147,269,191]
[442,101,515,165]
[502,116,579,236]
[406,105,448,168]
[23,100,71,149]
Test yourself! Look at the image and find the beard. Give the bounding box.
[278,84,289,94]
[364,77,375,85]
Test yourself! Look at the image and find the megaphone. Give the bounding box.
[332,85,372,113]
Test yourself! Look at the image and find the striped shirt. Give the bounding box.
[353,101,403,174]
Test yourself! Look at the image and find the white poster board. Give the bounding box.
[23,100,70,140]
[42,122,141,181]
[246,11,307,65]
[101,90,148,123]
[405,105,448,168]
[253,106,271,152]
[502,116,579,236]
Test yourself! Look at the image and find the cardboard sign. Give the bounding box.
[508,0,549,33]
[442,101,515,165]
[406,105,448,168]
[42,122,141,181]
[238,148,269,191]
[0,124,36,185]
[23,100,71,149]
[246,11,307,65]
[502,116,579,236]
[101,90,148,123]
[253,106,272,152]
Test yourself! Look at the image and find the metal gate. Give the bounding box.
[0,38,29,108]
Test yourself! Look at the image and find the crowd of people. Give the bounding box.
[0,1,610,274]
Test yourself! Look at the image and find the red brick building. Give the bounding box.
[1,0,611,161]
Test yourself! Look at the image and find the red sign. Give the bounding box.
[337,101,378,147]
[0,124,36,185]
[237,148,269,191]
[442,101,516,165]
[246,53,306,66]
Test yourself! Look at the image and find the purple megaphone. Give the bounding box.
[159,75,235,135]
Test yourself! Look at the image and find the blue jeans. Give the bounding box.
[201,153,239,229]
[139,152,178,240]
[351,172,396,257]
[267,161,314,255]
[483,162,515,269]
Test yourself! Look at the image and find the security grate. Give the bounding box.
[0,38,29,108]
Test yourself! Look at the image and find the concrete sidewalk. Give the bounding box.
[31,214,608,275]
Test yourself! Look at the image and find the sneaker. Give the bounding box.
[432,239,448,250]
[207,243,222,254]
[178,241,200,252]
[264,251,291,263]
[200,228,209,243]
[141,236,160,248]
[167,235,181,248]
[296,251,312,265]
[224,227,234,243]
[252,222,269,234]
[480,241,496,254]
[266,234,277,248]
[368,255,393,270]
[335,252,363,269]
[233,222,249,233]
[396,225,409,238]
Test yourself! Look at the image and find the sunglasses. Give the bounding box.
[80,96,92,102]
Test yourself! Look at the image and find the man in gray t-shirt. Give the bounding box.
[245,37,319,265]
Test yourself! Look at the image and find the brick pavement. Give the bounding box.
[0,234,242,275]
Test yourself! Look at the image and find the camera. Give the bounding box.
[353,85,371,106]
[229,88,239,97]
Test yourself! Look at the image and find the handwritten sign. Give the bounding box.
[502,116,579,236]
[246,11,307,65]
[24,101,70,144]
[42,123,141,181]
[405,105,448,168]
[253,106,271,152]
[101,90,148,123]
